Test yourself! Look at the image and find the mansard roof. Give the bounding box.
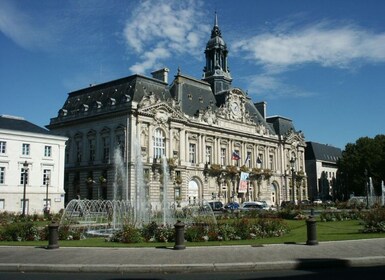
[305,141,342,163]
[169,72,217,117]
[0,115,51,135]
[48,74,170,126]
[266,115,295,135]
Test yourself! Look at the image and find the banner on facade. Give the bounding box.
[238,172,249,193]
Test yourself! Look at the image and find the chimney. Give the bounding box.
[151,68,169,83]
[255,101,267,120]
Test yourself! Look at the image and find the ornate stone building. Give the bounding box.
[47,16,307,207]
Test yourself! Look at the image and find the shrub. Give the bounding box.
[111,224,143,243]
[217,223,237,241]
[185,224,206,242]
[141,221,159,242]
[58,225,83,240]
[361,208,385,233]
[0,222,39,241]
[154,224,175,242]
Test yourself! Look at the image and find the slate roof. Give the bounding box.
[266,116,295,135]
[305,141,342,162]
[48,75,170,126]
[169,73,216,117]
[0,115,51,135]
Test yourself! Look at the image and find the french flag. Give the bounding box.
[232,151,240,161]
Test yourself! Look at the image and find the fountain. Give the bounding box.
[60,142,217,237]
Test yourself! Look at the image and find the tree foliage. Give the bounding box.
[337,135,385,198]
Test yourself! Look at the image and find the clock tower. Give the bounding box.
[202,13,232,95]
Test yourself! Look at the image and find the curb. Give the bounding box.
[1,257,385,273]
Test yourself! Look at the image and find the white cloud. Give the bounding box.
[123,0,209,74]
[232,20,385,99]
[0,1,53,51]
[245,74,315,99]
[233,21,385,71]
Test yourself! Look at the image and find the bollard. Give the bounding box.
[47,221,59,249]
[306,214,318,245]
[174,220,186,250]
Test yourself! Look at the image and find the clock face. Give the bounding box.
[231,102,241,116]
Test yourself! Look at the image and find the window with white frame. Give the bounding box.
[20,168,28,185]
[43,169,51,186]
[0,141,6,154]
[0,199,4,209]
[189,143,196,164]
[0,167,4,184]
[246,151,252,168]
[269,154,274,170]
[205,146,212,164]
[44,145,52,157]
[220,148,226,165]
[22,143,30,156]
[153,128,165,159]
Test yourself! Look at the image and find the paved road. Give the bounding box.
[0,238,385,273]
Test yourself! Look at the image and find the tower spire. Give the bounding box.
[214,11,218,27]
[202,12,232,94]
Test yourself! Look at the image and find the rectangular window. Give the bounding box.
[0,199,4,209]
[43,169,51,186]
[0,167,5,184]
[205,146,212,164]
[269,155,274,170]
[20,199,29,213]
[258,153,264,168]
[22,143,30,156]
[153,129,165,159]
[44,145,52,157]
[246,151,252,168]
[0,141,6,154]
[89,139,95,161]
[76,141,82,163]
[20,168,28,185]
[103,137,110,162]
[189,143,196,164]
[220,148,226,166]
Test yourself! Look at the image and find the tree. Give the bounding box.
[337,134,385,198]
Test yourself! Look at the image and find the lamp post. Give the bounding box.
[45,175,50,215]
[289,157,296,204]
[22,161,29,216]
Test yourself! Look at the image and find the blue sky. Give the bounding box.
[1,0,384,150]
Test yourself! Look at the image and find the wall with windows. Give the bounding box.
[0,129,67,214]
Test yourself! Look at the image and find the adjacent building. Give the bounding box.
[305,141,342,201]
[0,115,67,214]
[47,16,307,208]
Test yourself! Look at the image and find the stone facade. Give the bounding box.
[47,17,307,208]
[0,115,67,214]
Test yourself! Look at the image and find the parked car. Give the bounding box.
[240,202,265,211]
[224,202,240,210]
[313,199,322,205]
[208,201,224,212]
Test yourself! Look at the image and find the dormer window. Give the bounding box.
[108,98,116,106]
[93,101,102,109]
[188,94,192,100]
[59,109,67,117]
[122,94,131,103]
[81,104,89,112]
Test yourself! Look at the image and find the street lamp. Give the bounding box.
[45,175,50,215]
[289,157,296,204]
[22,161,29,216]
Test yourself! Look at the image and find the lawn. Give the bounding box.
[1,218,384,248]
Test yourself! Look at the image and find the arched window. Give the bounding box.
[153,128,165,159]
